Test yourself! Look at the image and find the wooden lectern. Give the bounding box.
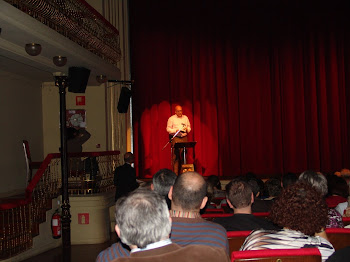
[174,141,196,173]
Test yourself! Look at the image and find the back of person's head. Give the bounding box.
[299,170,328,196]
[327,174,349,198]
[172,171,207,211]
[282,172,298,188]
[115,189,171,249]
[265,178,282,198]
[247,178,260,198]
[207,175,221,190]
[152,169,177,197]
[124,152,134,164]
[270,181,328,236]
[226,179,252,209]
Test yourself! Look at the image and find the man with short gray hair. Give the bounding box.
[112,189,229,262]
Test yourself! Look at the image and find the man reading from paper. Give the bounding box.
[166,105,191,175]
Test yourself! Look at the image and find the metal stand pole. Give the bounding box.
[55,75,71,258]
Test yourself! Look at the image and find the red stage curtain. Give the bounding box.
[129,0,350,178]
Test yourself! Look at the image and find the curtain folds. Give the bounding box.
[130,0,350,178]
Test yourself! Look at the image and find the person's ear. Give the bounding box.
[227,199,234,209]
[168,186,173,200]
[151,183,154,191]
[115,224,121,238]
[200,196,208,209]
[251,193,254,204]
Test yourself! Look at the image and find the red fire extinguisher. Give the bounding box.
[51,209,61,239]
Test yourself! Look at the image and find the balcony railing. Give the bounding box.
[0,150,120,259]
[4,0,121,66]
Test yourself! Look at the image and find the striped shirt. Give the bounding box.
[240,229,335,262]
[170,217,229,254]
[96,242,130,262]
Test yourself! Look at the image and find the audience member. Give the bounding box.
[240,182,335,262]
[96,171,229,261]
[281,172,298,188]
[114,152,139,201]
[213,179,279,231]
[248,178,272,212]
[264,178,282,200]
[169,171,229,253]
[111,189,230,262]
[326,174,349,208]
[299,170,343,228]
[207,175,225,198]
[151,168,177,209]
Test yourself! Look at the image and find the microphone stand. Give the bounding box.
[162,129,182,151]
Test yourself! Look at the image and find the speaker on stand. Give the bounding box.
[68,67,91,93]
[117,86,132,113]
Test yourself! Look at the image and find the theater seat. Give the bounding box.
[325,228,350,250]
[201,213,231,219]
[203,208,225,214]
[343,217,350,227]
[231,248,321,262]
[227,231,251,254]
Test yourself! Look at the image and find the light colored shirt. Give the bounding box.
[130,239,172,253]
[240,229,334,262]
[166,115,191,136]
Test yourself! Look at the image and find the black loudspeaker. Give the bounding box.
[118,86,132,113]
[68,67,91,93]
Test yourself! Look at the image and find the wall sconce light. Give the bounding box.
[96,75,107,84]
[53,56,67,67]
[25,43,42,56]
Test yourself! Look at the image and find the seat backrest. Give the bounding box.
[204,208,225,214]
[231,248,322,262]
[343,217,350,227]
[252,212,270,218]
[227,231,252,254]
[325,228,350,250]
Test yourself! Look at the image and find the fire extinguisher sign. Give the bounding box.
[78,213,90,224]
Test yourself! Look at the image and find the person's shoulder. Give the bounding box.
[180,245,230,261]
[96,242,130,262]
[213,215,234,224]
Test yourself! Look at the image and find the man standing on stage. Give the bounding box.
[166,105,191,175]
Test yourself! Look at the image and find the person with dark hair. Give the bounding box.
[168,171,229,254]
[101,189,230,262]
[326,175,349,208]
[151,168,177,209]
[264,178,282,200]
[247,178,273,212]
[282,172,298,188]
[213,180,279,231]
[240,182,335,262]
[206,175,225,198]
[114,152,139,201]
[299,170,344,228]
